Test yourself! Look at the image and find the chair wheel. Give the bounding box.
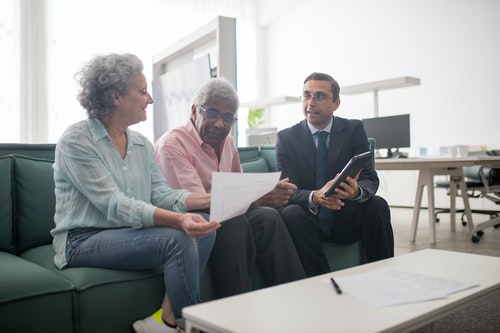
[471,235,481,243]
[494,224,500,229]
[477,230,484,237]
[460,214,467,226]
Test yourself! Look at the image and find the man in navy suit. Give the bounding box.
[276,72,394,277]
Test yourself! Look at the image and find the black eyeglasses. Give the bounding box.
[299,93,333,103]
[200,107,238,127]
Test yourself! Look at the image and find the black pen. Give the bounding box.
[330,277,342,294]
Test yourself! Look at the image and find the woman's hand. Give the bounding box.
[178,213,220,237]
[153,208,219,237]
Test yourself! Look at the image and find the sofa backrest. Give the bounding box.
[237,138,376,174]
[0,154,56,255]
[0,144,57,254]
[238,146,272,173]
[0,156,14,253]
[259,145,277,172]
[13,155,56,254]
[0,143,56,160]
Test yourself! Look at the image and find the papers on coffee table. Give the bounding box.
[210,172,281,223]
[325,268,478,307]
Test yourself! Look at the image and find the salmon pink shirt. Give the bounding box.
[155,120,242,193]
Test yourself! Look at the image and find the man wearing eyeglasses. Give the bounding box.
[155,78,306,299]
[276,72,394,277]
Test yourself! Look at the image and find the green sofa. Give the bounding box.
[0,142,365,333]
[0,144,164,333]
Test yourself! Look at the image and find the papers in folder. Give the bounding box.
[210,172,281,223]
[326,268,478,307]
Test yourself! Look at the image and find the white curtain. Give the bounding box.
[20,0,48,143]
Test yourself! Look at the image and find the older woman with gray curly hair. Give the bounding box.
[51,53,218,333]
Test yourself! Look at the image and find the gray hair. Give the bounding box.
[192,77,239,109]
[75,53,144,119]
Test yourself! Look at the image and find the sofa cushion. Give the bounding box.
[0,156,13,253]
[259,145,277,172]
[241,156,270,173]
[237,146,261,163]
[322,241,362,271]
[238,146,275,173]
[13,155,56,254]
[0,251,73,303]
[0,251,74,333]
[21,244,165,333]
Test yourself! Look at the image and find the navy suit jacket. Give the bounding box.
[276,116,379,212]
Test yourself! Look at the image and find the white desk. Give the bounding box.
[375,156,500,244]
[183,249,500,333]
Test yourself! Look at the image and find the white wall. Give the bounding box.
[4,0,499,151]
[253,0,500,154]
[243,0,500,209]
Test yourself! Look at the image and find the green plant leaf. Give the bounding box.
[247,108,265,129]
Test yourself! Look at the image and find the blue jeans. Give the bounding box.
[65,214,215,321]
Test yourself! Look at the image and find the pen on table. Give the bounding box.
[330,277,342,294]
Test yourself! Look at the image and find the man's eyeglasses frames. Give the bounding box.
[200,107,238,127]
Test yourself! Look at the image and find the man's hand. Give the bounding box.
[253,177,297,207]
[313,172,361,210]
[331,172,360,200]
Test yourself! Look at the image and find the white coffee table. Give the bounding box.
[183,249,500,333]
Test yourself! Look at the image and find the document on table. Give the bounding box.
[325,268,478,307]
[210,172,281,223]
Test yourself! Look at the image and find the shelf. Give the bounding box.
[341,76,420,95]
[340,76,421,117]
[240,96,300,109]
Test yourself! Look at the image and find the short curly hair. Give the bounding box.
[192,77,239,110]
[75,53,144,119]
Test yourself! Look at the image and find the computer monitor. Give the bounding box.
[362,114,410,158]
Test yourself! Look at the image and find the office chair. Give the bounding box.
[435,150,500,243]
[469,157,500,242]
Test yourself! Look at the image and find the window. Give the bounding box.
[0,0,20,142]
[1,0,249,143]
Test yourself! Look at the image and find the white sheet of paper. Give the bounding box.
[210,172,281,223]
[324,268,478,307]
